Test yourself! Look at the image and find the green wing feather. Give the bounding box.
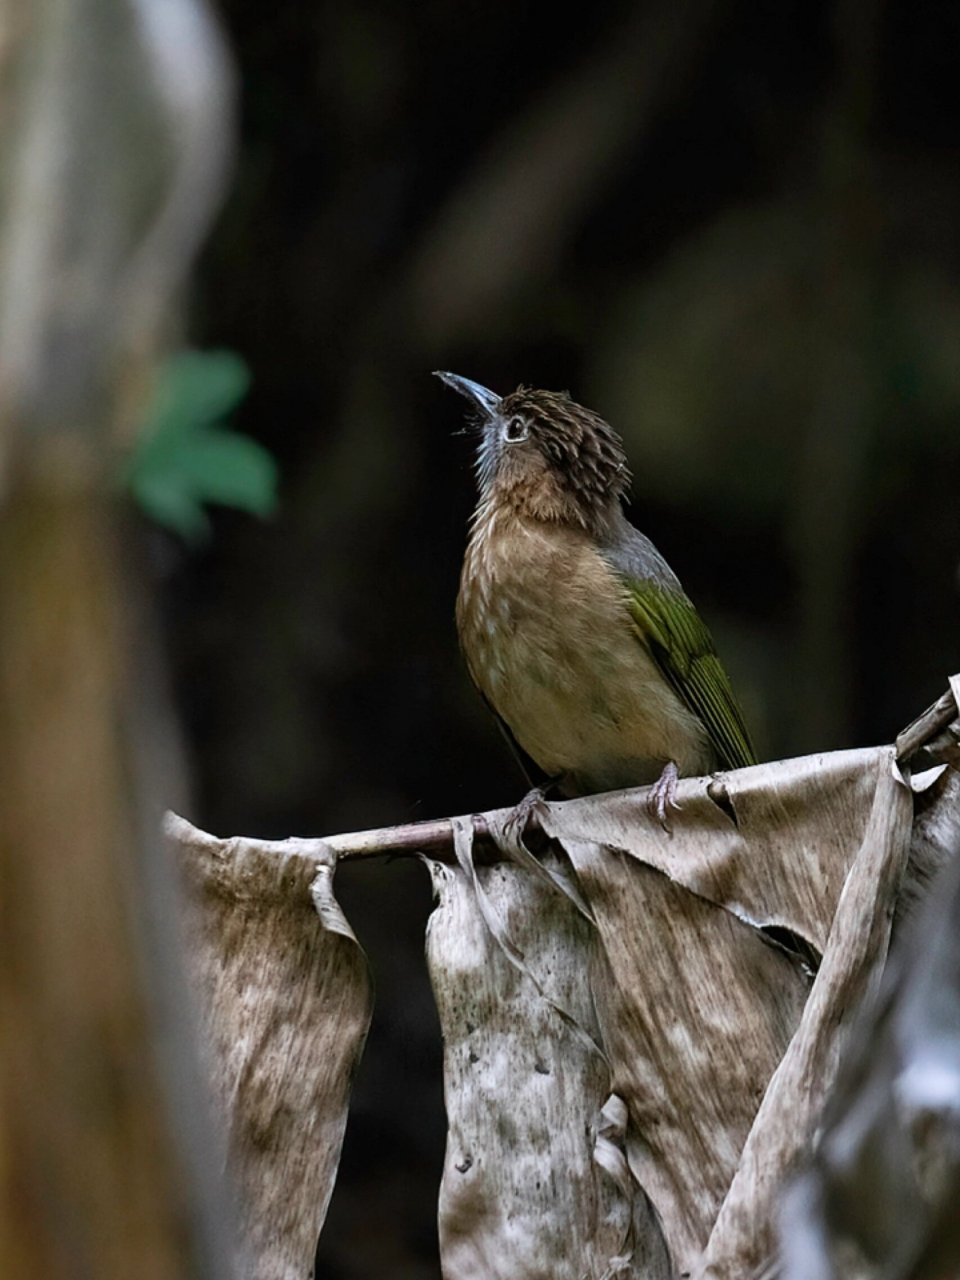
[624,580,756,771]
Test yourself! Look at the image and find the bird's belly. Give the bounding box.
[459,547,712,793]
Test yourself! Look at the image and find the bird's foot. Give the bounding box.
[647,761,680,832]
[505,784,549,842]
[503,779,564,852]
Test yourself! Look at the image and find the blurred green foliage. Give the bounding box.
[127,350,278,540]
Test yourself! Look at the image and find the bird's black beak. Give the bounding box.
[434,371,501,419]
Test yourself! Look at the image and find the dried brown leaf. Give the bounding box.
[167,815,373,1280]
[426,837,671,1280]
[527,747,912,1273]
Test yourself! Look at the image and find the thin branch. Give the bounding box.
[293,680,959,862]
[328,810,503,862]
[169,680,959,869]
[165,806,519,866]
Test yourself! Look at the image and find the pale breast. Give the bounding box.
[457,509,713,792]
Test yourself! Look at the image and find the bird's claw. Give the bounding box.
[647,761,680,832]
[505,784,549,844]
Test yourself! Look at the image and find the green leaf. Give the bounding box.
[133,469,212,541]
[141,349,251,441]
[168,428,279,517]
[126,349,278,541]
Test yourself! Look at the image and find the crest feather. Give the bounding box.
[499,387,631,508]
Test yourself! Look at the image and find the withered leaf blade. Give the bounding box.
[167,815,374,1280]
[532,746,912,1275]
[780,809,960,1280]
[540,746,902,952]
[701,748,913,1278]
[425,837,671,1280]
[550,839,811,1272]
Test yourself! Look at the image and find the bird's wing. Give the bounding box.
[623,578,757,771]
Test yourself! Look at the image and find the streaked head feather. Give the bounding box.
[478,386,631,532]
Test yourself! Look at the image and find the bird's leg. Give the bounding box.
[647,761,680,831]
[503,777,562,849]
[507,785,546,834]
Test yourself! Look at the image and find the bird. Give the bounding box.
[436,372,756,824]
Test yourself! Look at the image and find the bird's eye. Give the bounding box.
[502,416,529,444]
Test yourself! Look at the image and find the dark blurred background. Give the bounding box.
[160,0,960,1273]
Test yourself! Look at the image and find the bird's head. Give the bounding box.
[436,372,630,532]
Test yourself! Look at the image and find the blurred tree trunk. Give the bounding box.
[0,0,236,1274]
[0,492,229,1277]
